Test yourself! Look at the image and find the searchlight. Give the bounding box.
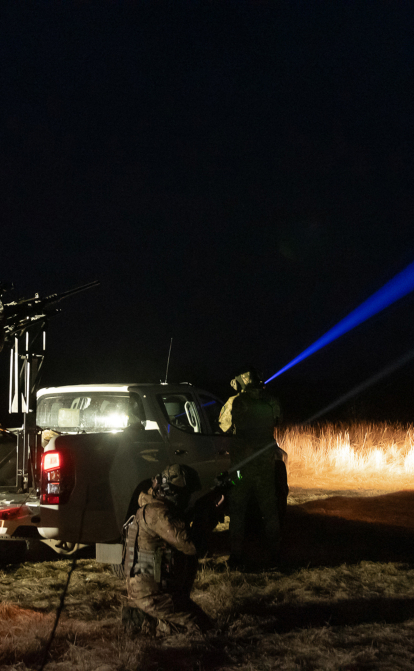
[266,259,414,384]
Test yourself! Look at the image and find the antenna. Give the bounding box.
[164,337,173,383]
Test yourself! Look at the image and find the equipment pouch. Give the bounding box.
[135,550,154,576]
[124,516,139,579]
[135,547,169,583]
[153,546,163,583]
[136,548,164,583]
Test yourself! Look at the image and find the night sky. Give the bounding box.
[2,1,414,423]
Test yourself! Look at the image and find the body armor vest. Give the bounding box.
[125,502,173,589]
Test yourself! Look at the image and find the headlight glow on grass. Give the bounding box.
[266,259,414,384]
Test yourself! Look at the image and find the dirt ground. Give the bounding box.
[0,487,413,671]
[281,487,414,567]
[206,487,414,570]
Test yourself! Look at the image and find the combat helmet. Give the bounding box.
[230,366,264,392]
[152,463,201,508]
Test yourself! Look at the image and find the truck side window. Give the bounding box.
[198,394,223,434]
[157,394,203,434]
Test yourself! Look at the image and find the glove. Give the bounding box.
[213,471,232,488]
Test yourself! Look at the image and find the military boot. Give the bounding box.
[121,605,154,634]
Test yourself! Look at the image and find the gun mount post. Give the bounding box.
[10,325,46,491]
[3,280,100,492]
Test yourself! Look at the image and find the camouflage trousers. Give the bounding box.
[228,466,281,559]
[125,566,210,634]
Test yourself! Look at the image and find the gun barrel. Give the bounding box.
[2,280,100,343]
[45,280,100,304]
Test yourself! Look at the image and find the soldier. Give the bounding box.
[219,367,286,567]
[122,463,211,636]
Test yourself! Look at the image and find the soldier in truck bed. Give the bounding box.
[219,367,286,567]
[122,464,211,636]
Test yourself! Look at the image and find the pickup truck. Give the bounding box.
[37,382,235,563]
[38,381,288,564]
[1,382,288,564]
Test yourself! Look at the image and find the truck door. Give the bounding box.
[196,392,232,475]
[156,391,217,487]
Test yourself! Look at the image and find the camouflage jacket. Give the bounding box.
[218,388,281,441]
[136,492,196,556]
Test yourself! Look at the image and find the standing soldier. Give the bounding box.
[219,367,286,568]
[122,464,211,635]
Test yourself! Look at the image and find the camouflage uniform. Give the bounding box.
[219,370,283,564]
[124,466,209,635]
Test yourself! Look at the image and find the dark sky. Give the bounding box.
[2,0,414,421]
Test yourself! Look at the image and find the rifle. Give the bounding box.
[1,280,100,344]
[213,439,287,488]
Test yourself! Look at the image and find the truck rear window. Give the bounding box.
[37,393,131,433]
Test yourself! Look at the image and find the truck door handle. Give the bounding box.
[174,449,188,456]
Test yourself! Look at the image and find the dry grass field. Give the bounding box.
[0,421,413,671]
[281,421,414,491]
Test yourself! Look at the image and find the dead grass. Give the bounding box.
[0,421,414,670]
[1,558,414,670]
[280,421,414,490]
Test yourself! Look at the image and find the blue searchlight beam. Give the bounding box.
[266,258,414,384]
[303,346,414,425]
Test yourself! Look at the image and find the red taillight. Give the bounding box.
[41,450,74,505]
[43,452,60,471]
[44,495,60,505]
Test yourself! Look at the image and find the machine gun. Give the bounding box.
[0,280,99,492]
[1,280,100,344]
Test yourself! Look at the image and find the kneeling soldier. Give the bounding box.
[122,464,211,635]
